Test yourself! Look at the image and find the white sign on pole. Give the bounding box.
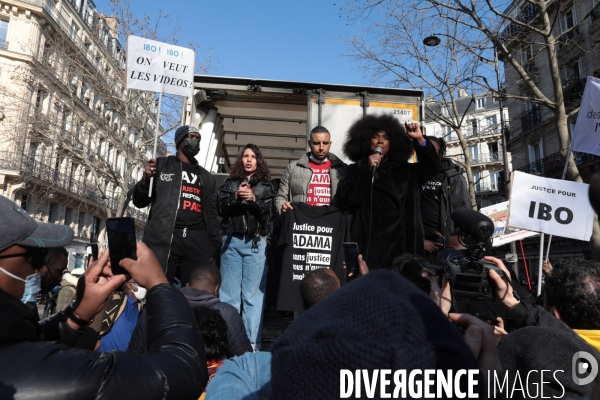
[480,201,538,246]
[508,171,594,241]
[126,35,195,97]
[571,76,600,156]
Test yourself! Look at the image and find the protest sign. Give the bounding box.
[571,76,600,156]
[508,171,594,241]
[126,35,195,97]
[480,201,538,246]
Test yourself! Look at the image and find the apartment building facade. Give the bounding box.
[0,0,164,269]
[424,92,511,209]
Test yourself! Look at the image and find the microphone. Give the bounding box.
[372,147,383,170]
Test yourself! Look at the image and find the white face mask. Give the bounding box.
[132,283,147,301]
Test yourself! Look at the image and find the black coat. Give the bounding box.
[337,141,440,269]
[128,287,252,358]
[217,177,274,237]
[435,158,471,240]
[132,156,222,271]
[0,284,207,400]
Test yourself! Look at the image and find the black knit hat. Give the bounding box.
[174,125,200,148]
[498,326,600,399]
[271,270,481,399]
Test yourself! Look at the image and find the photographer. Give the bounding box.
[0,195,207,399]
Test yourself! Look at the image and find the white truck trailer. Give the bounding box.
[182,75,425,176]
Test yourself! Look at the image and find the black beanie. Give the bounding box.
[498,326,600,399]
[174,125,199,148]
[271,270,480,399]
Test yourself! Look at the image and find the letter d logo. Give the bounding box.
[572,351,599,386]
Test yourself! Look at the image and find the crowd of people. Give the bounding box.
[1,115,599,399]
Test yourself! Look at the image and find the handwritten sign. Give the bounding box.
[126,35,195,97]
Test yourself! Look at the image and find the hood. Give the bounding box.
[0,287,41,344]
[179,287,220,309]
[61,272,79,287]
[440,158,461,173]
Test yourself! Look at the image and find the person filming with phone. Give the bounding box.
[133,125,222,286]
[0,195,207,399]
[337,115,440,269]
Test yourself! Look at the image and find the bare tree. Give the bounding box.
[341,0,600,256]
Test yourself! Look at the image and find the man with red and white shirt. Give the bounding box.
[276,126,347,213]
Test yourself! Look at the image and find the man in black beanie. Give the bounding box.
[133,125,222,285]
[271,269,489,399]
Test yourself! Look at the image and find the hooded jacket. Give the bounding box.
[132,155,222,271]
[0,284,207,399]
[337,140,440,269]
[128,287,252,358]
[430,158,471,240]
[275,152,347,214]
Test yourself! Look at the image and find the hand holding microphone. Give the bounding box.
[369,147,383,170]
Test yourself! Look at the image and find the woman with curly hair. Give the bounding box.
[217,144,274,350]
[336,114,440,269]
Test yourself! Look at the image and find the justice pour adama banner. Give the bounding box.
[508,171,594,241]
[480,201,538,247]
[571,76,600,156]
[126,35,195,97]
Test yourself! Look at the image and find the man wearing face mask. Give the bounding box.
[133,125,222,286]
[96,279,145,352]
[22,247,69,320]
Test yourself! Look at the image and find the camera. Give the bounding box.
[441,208,505,301]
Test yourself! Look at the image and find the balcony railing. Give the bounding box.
[450,152,503,165]
[559,27,581,47]
[515,151,600,177]
[475,182,500,193]
[593,7,600,22]
[438,124,508,142]
[499,3,539,42]
[0,40,7,50]
[0,152,149,222]
[563,78,587,108]
[521,106,542,132]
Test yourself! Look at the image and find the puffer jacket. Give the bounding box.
[132,156,222,271]
[275,152,347,214]
[0,284,207,400]
[217,178,274,238]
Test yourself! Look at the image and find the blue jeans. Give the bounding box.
[205,352,272,400]
[220,233,267,348]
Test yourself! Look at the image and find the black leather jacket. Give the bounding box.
[217,177,274,238]
[0,284,207,400]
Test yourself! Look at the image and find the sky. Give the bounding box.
[95,0,366,85]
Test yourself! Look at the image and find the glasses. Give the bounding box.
[0,247,48,270]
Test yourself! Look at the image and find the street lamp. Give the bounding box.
[423,34,510,200]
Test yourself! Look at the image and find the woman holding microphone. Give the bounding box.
[217,143,274,350]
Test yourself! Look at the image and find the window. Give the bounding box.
[28,142,39,161]
[476,98,485,109]
[490,172,500,190]
[91,217,101,240]
[20,194,28,212]
[529,139,544,164]
[560,7,576,33]
[48,203,60,224]
[486,115,498,134]
[471,119,479,135]
[64,207,73,226]
[493,97,499,103]
[74,254,84,269]
[70,22,77,40]
[0,19,8,47]
[473,171,481,193]
[564,59,583,82]
[469,145,479,162]
[78,212,87,236]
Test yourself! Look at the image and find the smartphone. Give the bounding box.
[91,243,99,260]
[437,236,446,245]
[106,217,137,275]
[343,242,360,274]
